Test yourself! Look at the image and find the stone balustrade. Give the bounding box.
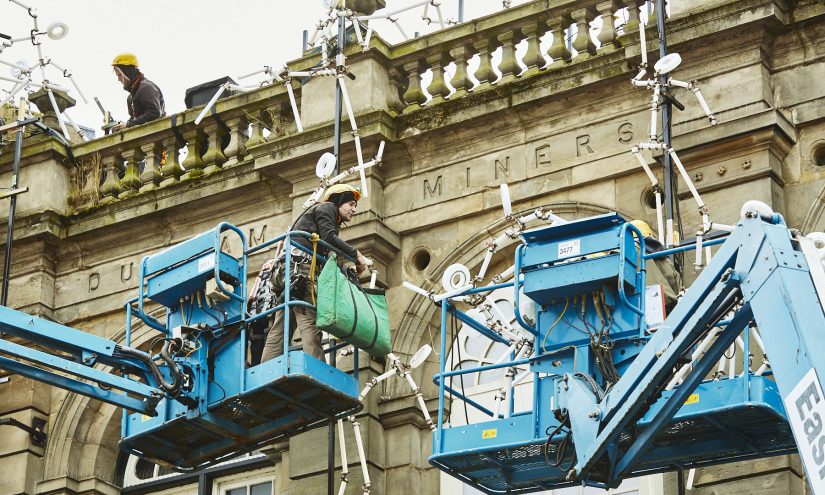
[52,0,664,212]
[390,0,659,112]
[66,78,302,211]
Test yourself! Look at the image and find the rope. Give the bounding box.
[308,233,320,305]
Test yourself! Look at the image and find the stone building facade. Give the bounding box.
[1,0,824,494]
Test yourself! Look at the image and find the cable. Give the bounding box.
[541,298,568,352]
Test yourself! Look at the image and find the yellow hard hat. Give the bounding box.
[323,184,361,203]
[629,219,653,238]
[112,52,139,67]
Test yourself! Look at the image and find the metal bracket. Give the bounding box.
[0,416,47,447]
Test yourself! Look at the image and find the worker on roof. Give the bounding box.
[111,52,166,131]
[260,184,372,363]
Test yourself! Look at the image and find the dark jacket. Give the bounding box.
[126,76,165,127]
[292,202,357,260]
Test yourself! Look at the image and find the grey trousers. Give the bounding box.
[260,305,324,362]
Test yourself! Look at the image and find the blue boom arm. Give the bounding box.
[561,211,825,491]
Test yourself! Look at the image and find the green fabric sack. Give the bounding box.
[315,253,391,357]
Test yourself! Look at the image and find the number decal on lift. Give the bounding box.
[558,239,581,258]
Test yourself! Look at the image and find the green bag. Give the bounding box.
[315,253,391,357]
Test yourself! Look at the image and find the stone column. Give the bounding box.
[521,22,547,77]
[181,130,205,180]
[496,30,522,84]
[118,148,142,199]
[159,137,183,188]
[448,45,476,99]
[28,88,75,136]
[245,120,267,151]
[386,67,408,114]
[546,16,573,66]
[99,154,122,204]
[202,122,227,174]
[222,116,247,167]
[401,60,427,112]
[139,142,162,193]
[473,38,497,91]
[426,53,451,105]
[596,2,619,50]
[570,8,597,59]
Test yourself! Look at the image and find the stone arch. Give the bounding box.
[801,183,825,234]
[41,317,162,490]
[394,201,627,358]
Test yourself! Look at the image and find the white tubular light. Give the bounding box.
[393,18,410,40]
[711,222,735,233]
[194,85,227,125]
[694,233,703,268]
[639,15,648,66]
[433,284,473,303]
[476,249,495,282]
[632,147,659,187]
[369,269,378,289]
[363,26,373,50]
[351,18,364,45]
[493,265,515,283]
[62,109,88,141]
[632,68,647,83]
[500,183,512,218]
[402,281,431,299]
[655,190,665,244]
[435,2,445,29]
[66,74,88,104]
[304,187,326,209]
[649,84,660,140]
[9,0,34,11]
[350,415,371,490]
[285,81,303,132]
[375,140,385,162]
[749,326,767,354]
[512,368,531,386]
[666,327,721,390]
[46,87,70,139]
[669,149,705,209]
[337,419,349,480]
[693,86,717,125]
[547,213,568,225]
[728,342,735,377]
[517,211,539,226]
[239,67,266,80]
[406,372,435,429]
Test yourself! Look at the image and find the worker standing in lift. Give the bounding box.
[110,53,166,131]
[260,184,372,362]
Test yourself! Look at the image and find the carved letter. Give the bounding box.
[494,157,510,179]
[89,273,100,292]
[249,225,267,247]
[424,176,443,199]
[618,122,634,144]
[220,235,231,253]
[466,167,471,187]
[121,262,133,282]
[576,135,594,157]
[535,145,551,167]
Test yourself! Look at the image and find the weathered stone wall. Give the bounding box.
[1,0,825,493]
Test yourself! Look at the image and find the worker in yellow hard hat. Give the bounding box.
[629,219,681,312]
[259,183,372,363]
[110,52,166,131]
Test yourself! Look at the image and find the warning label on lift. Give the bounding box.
[785,368,825,494]
[482,429,497,439]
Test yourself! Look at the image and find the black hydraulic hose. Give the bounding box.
[117,344,182,396]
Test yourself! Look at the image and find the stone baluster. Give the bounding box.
[473,38,497,91]
[401,60,427,112]
[621,0,643,36]
[570,8,597,59]
[222,116,247,167]
[202,121,227,174]
[98,154,122,204]
[118,148,142,199]
[181,129,205,180]
[596,2,620,50]
[520,22,547,77]
[245,118,267,150]
[159,136,183,188]
[496,30,522,84]
[426,53,451,105]
[386,67,407,114]
[448,45,476,98]
[546,16,573,67]
[139,142,162,193]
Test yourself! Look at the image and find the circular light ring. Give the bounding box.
[409,344,432,369]
[654,53,682,75]
[740,200,773,219]
[442,263,471,291]
[316,152,337,178]
[46,22,69,40]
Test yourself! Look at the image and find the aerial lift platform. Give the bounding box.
[430,207,821,493]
